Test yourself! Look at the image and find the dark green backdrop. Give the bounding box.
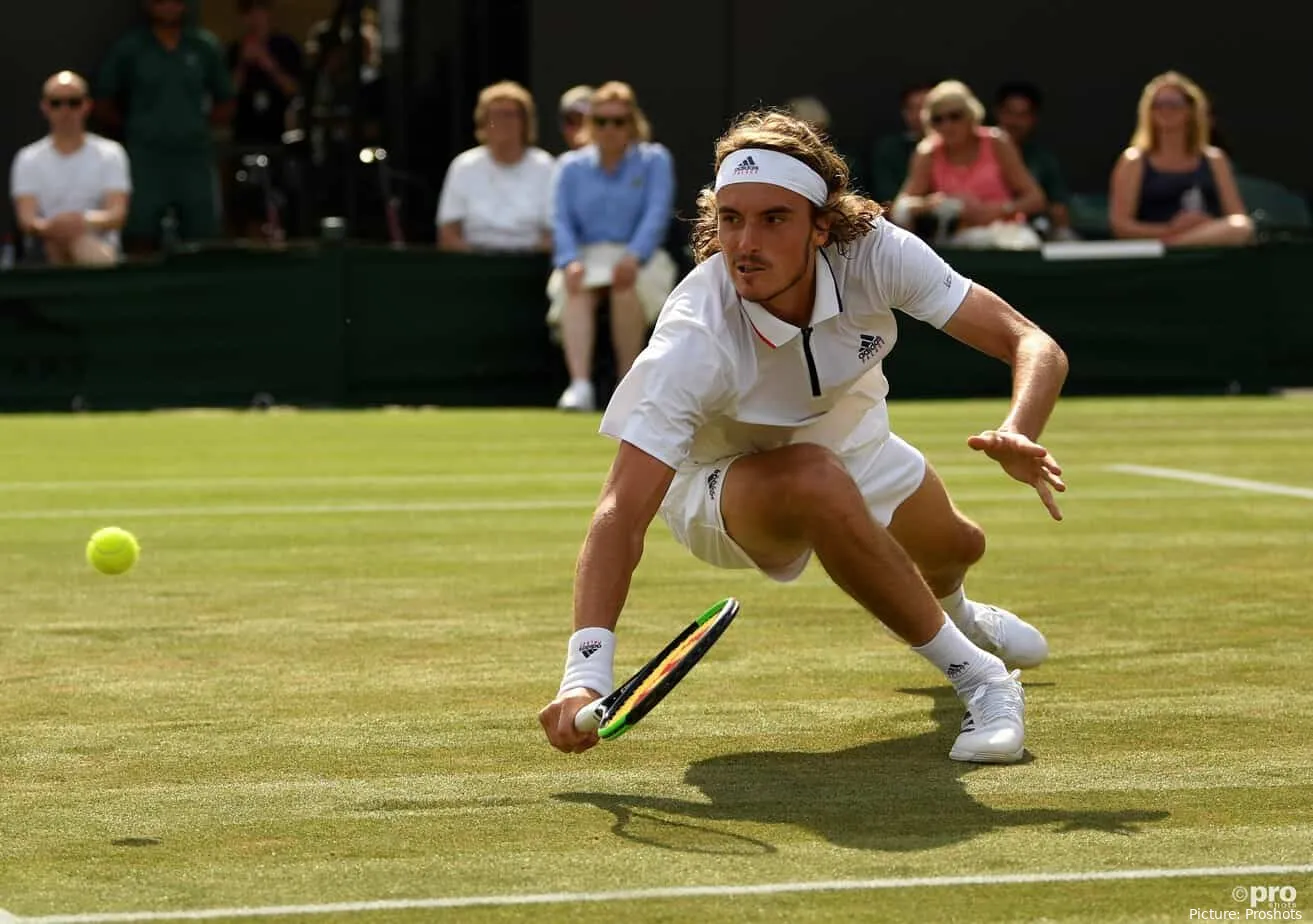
[0,245,1307,412]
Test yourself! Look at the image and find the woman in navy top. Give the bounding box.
[548,82,676,412]
[1109,71,1253,247]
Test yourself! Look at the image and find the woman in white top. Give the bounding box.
[436,81,555,253]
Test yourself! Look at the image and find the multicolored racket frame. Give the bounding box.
[580,597,739,740]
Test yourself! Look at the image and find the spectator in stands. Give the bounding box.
[96,0,234,252]
[549,81,676,412]
[994,81,1075,240]
[1108,71,1254,247]
[228,0,301,146]
[10,71,130,266]
[870,82,933,203]
[558,85,593,153]
[787,95,855,174]
[892,80,1046,249]
[436,81,554,254]
[302,9,385,143]
[786,95,831,133]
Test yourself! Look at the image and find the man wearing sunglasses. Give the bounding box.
[10,71,130,266]
[96,0,234,253]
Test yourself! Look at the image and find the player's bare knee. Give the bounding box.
[772,444,857,514]
[958,520,987,567]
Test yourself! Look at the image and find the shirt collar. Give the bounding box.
[737,250,841,349]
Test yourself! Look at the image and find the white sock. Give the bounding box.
[914,614,1007,697]
[570,377,592,389]
[938,585,973,628]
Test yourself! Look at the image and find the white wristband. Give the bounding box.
[558,627,616,698]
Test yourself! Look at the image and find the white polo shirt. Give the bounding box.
[9,134,131,252]
[435,145,555,252]
[599,218,971,468]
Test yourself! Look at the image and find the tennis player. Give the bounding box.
[539,110,1068,763]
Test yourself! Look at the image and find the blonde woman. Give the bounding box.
[893,80,1045,248]
[1109,72,1253,247]
[436,81,555,253]
[548,81,676,412]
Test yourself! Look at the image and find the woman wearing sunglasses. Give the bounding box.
[548,81,677,412]
[892,80,1045,249]
[1108,71,1253,247]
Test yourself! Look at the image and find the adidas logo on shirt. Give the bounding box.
[732,156,758,176]
[579,640,603,658]
[857,333,885,362]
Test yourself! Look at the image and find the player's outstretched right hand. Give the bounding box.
[538,688,601,754]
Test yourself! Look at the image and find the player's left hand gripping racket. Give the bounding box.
[573,597,739,740]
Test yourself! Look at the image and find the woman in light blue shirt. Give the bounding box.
[548,81,676,412]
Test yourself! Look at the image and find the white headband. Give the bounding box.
[714,148,828,206]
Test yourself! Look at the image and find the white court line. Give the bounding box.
[0,499,596,521]
[1108,464,1313,500]
[0,489,1254,522]
[0,465,1011,494]
[0,473,602,493]
[14,864,1313,923]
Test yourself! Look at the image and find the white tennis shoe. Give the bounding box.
[961,603,1049,669]
[950,670,1026,764]
[556,379,595,412]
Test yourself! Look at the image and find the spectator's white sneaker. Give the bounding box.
[556,380,595,412]
[961,604,1049,669]
[950,670,1026,764]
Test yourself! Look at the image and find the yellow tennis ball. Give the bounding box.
[86,527,140,575]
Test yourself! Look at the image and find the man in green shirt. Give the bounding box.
[994,81,1074,239]
[96,0,235,252]
[870,82,933,203]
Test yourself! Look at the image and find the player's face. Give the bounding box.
[717,183,827,306]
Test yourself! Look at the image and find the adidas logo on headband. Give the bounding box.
[732,156,759,176]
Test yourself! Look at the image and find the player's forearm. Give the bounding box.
[572,503,645,632]
[999,329,1068,441]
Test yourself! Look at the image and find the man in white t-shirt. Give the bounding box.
[436,81,555,254]
[9,71,131,266]
[539,111,1070,764]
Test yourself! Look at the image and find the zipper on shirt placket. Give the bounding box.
[801,326,821,397]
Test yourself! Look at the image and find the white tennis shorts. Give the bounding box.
[658,434,927,583]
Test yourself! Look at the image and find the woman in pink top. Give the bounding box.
[894,80,1045,242]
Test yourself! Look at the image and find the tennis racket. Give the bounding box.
[573,597,739,740]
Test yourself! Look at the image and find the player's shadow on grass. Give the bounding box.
[556,686,1169,853]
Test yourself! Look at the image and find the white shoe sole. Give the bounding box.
[949,744,1025,764]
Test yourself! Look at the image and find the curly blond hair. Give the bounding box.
[692,110,881,263]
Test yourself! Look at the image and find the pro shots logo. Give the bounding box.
[1236,884,1301,920]
[1191,884,1302,920]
